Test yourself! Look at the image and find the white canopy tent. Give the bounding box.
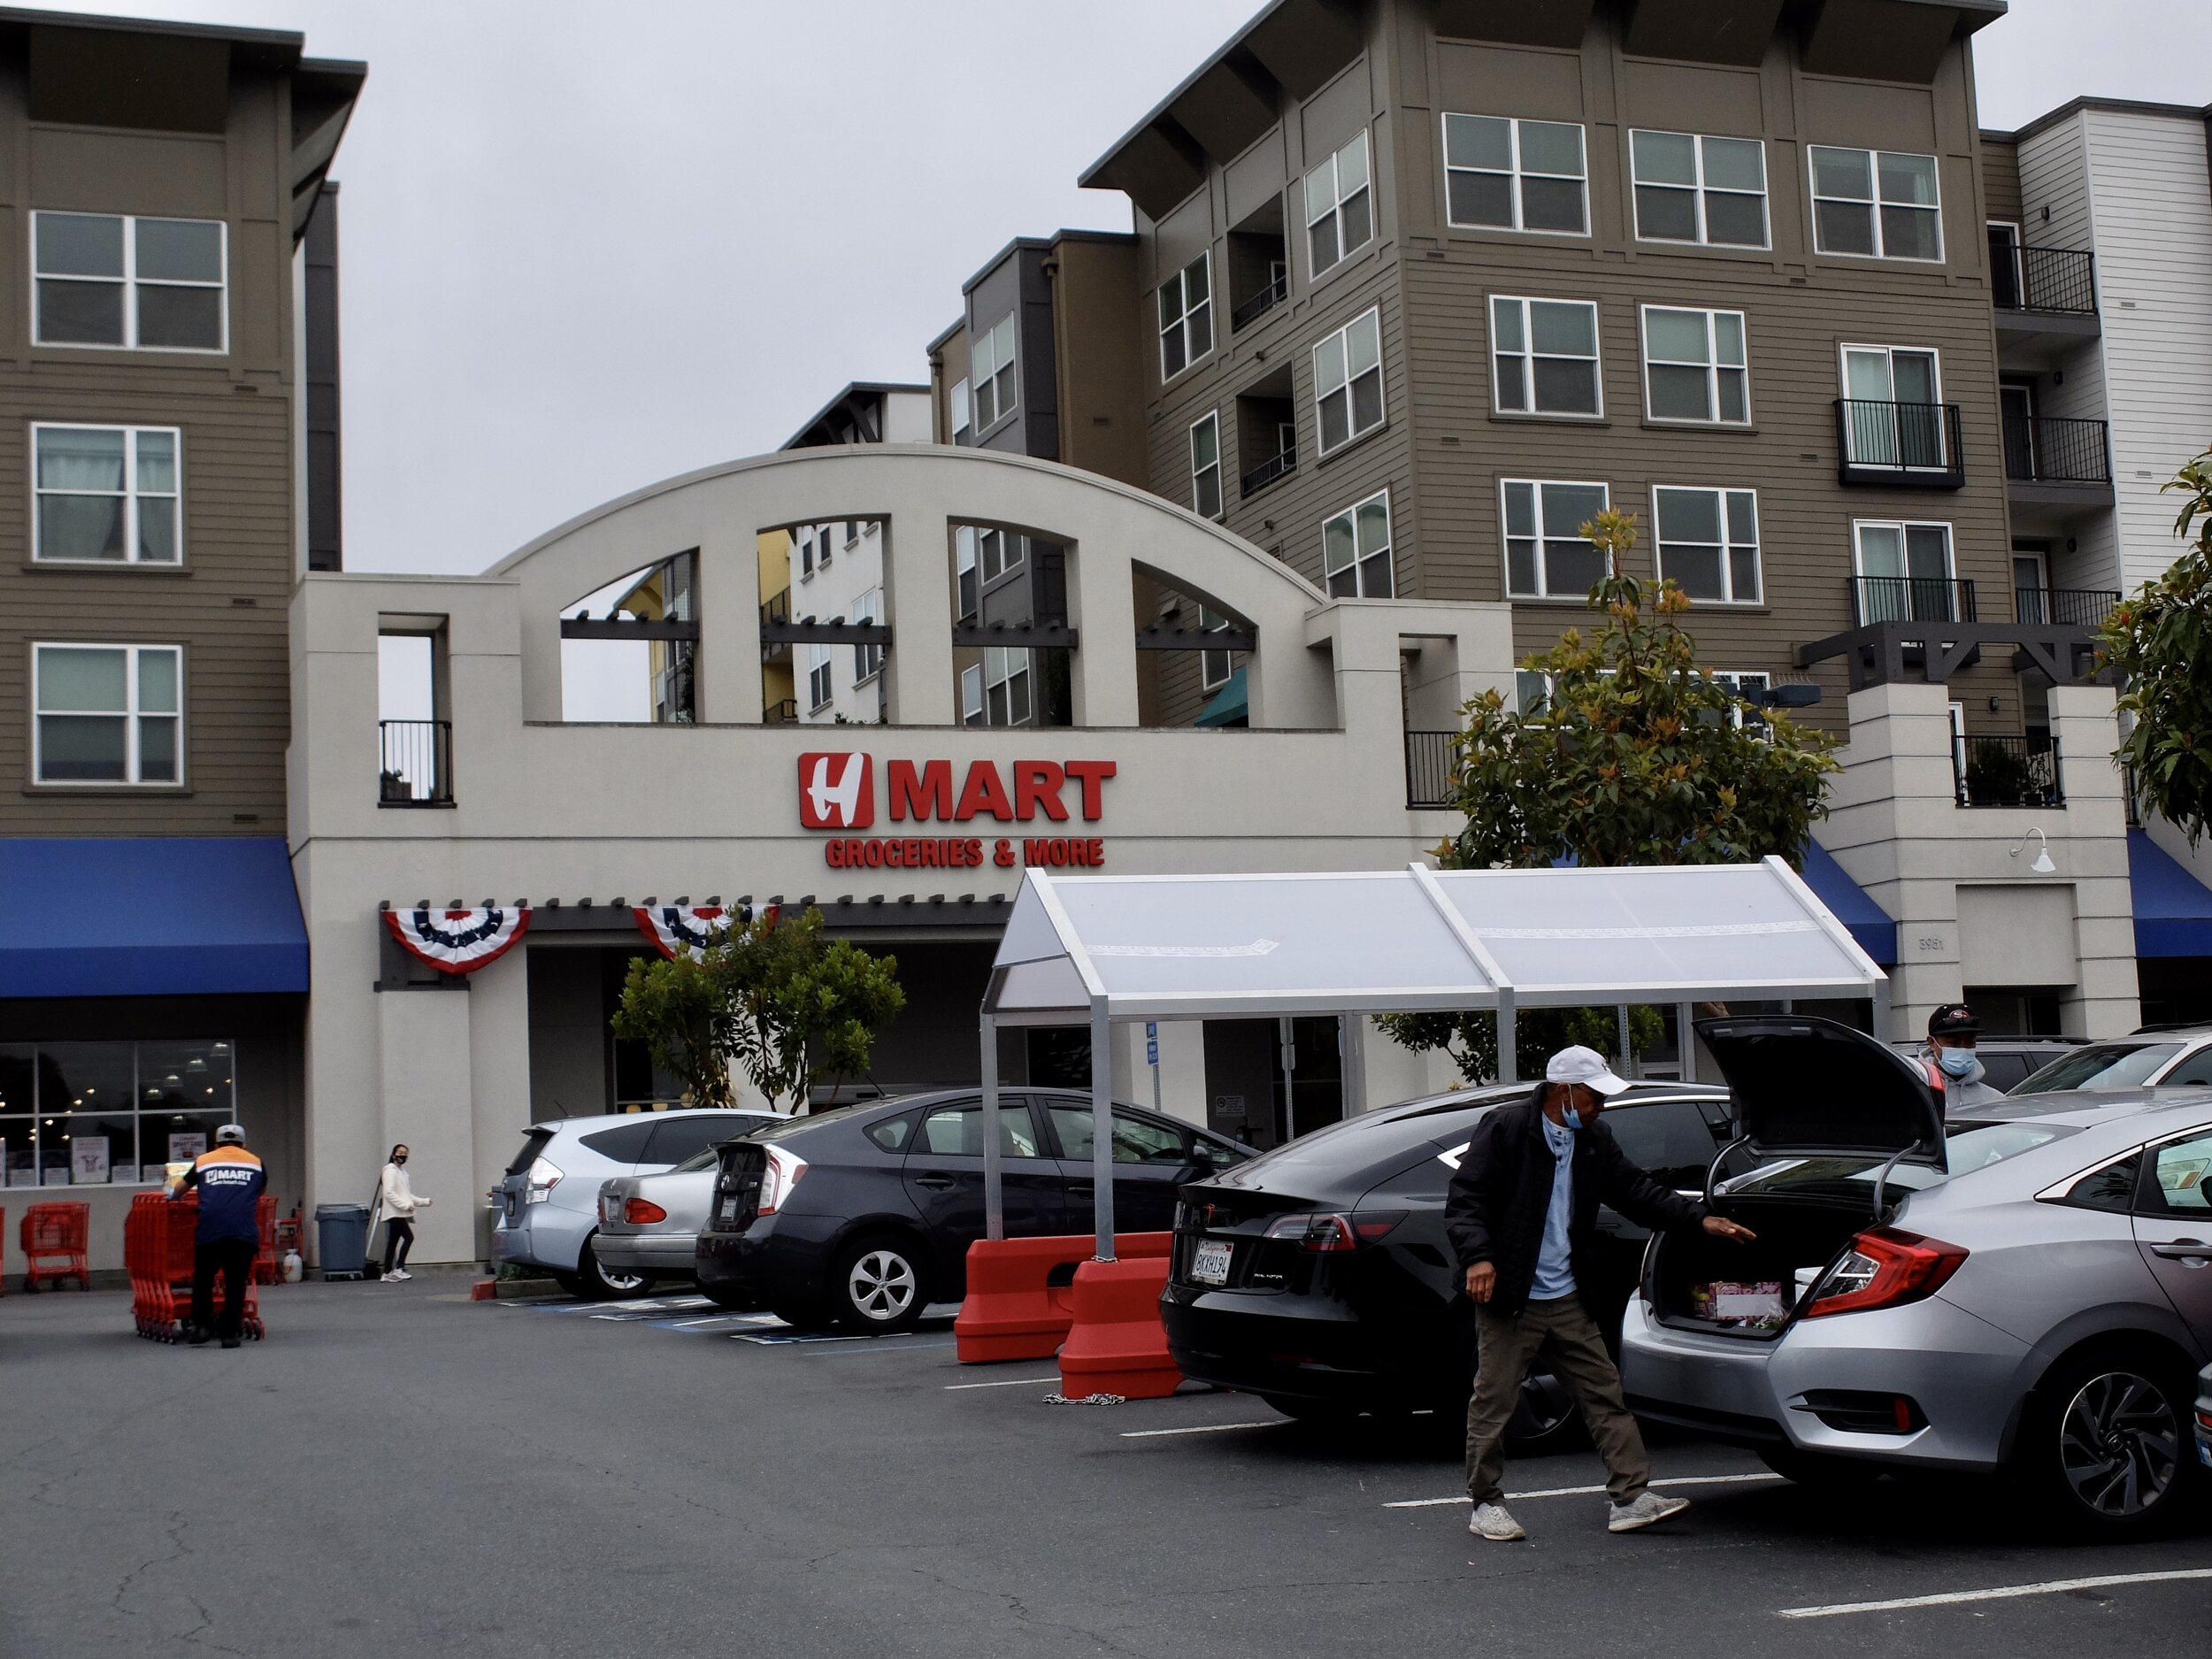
[979,858,1886,1257]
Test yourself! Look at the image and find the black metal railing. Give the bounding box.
[1954,734,2062,809]
[761,588,791,628]
[378,719,452,806]
[2002,415,2111,484]
[2015,586,2119,628]
[1232,272,1289,333]
[1240,447,1298,498]
[762,699,797,726]
[1834,400,1965,487]
[1406,730,1458,809]
[1990,239,2098,316]
[1851,575,1978,626]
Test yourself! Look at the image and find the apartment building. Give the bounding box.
[0,10,359,1259]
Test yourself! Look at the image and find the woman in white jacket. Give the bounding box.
[379,1145,432,1282]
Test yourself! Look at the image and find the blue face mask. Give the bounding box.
[1559,1097,1585,1129]
[1938,1048,1978,1079]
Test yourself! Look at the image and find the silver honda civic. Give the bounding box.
[1619,1015,2212,1537]
[595,1140,760,1304]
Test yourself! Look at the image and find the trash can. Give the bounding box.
[314,1202,372,1280]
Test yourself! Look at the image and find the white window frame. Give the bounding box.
[1440,113,1589,237]
[1303,129,1374,280]
[1488,295,1602,418]
[977,525,1021,585]
[851,590,883,684]
[806,643,833,713]
[1628,130,1770,249]
[1157,252,1214,380]
[970,313,1018,433]
[1189,411,1224,520]
[954,526,979,619]
[1320,489,1394,599]
[1198,605,1234,691]
[1640,305,1750,426]
[816,521,832,571]
[31,211,229,354]
[30,423,183,565]
[949,377,972,444]
[1851,518,1960,622]
[1649,485,1763,605]
[961,663,985,726]
[797,526,815,580]
[984,646,1032,727]
[1501,478,1613,600]
[1808,146,1944,263]
[1709,671,1772,733]
[1838,342,1947,469]
[1312,307,1384,457]
[32,641,182,786]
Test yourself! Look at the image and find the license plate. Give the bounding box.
[1190,1240,1233,1286]
[2197,1436,2211,1471]
[718,1197,738,1223]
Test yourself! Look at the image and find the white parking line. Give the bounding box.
[944,1376,1062,1390]
[1384,1471,1784,1508]
[1119,1420,1281,1440]
[1777,1568,2212,1620]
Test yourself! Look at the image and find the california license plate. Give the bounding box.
[1190,1240,1233,1286]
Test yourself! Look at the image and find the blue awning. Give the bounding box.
[1800,841,1897,967]
[2129,830,2212,958]
[0,838,309,999]
[1194,665,1248,728]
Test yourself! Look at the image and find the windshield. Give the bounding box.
[2015,1043,2183,1094]
[1722,1119,2079,1202]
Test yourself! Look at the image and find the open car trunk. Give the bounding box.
[1647,1193,1872,1340]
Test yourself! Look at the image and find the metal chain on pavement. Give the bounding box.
[1041,1391,1126,1406]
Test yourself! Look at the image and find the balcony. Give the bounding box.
[1240,446,1297,499]
[760,588,792,664]
[1851,575,1978,626]
[1954,734,2062,810]
[1833,400,1964,488]
[1405,730,1457,810]
[378,720,453,807]
[2015,586,2119,629]
[763,698,798,726]
[1993,243,2098,316]
[1232,271,1288,333]
[2003,414,2115,522]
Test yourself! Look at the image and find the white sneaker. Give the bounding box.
[1608,1491,1690,1532]
[380,1271,402,1283]
[1468,1502,1526,1541]
[391,1269,412,1282]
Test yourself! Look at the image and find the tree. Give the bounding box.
[1379,1005,1664,1090]
[611,950,733,1109]
[2102,444,2212,845]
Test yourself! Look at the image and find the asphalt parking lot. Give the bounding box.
[3,1278,2207,1658]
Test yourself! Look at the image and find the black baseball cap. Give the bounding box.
[1927,1003,1980,1038]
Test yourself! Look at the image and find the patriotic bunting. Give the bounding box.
[384,905,532,973]
[634,902,776,960]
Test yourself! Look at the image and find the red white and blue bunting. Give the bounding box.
[633,903,774,960]
[384,905,532,973]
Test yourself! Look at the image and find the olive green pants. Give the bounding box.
[1465,1294,1650,1506]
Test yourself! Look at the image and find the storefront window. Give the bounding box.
[0,1038,234,1187]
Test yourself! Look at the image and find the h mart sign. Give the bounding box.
[798,753,1118,870]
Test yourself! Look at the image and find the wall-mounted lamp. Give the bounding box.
[2010,826,2057,875]
[1988,695,2001,712]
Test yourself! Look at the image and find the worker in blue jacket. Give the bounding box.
[176,1125,265,1348]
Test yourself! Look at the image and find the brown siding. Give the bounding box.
[1981,134,2023,227]
[1048,236,1147,487]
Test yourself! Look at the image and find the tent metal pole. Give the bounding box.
[1496,989,1517,1084]
[1678,1002,1696,1082]
[1091,999,1115,1261]
[981,1012,1003,1240]
[1617,1004,1632,1075]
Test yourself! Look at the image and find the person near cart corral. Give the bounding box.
[379,1144,433,1282]
[1915,1002,2007,1115]
[174,1124,266,1348]
[1445,1045,1757,1542]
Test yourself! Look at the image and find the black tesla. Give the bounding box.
[1161,1080,1739,1445]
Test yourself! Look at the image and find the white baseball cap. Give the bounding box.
[1546,1045,1630,1096]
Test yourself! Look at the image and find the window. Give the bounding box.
[1303,130,1373,278]
[797,526,816,580]
[1322,491,1394,598]
[0,1039,235,1189]
[852,590,882,683]
[1709,671,1771,733]
[1502,480,1609,599]
[1189,412,1224,518]
[1312,308,1383,456]
[32,425,180,563]
[1158,253,1214,379]
[34,643,180,784]
[1652,487,1761,603]
[2053,1153,2141,1214]
[1442,115,1587,234]
[1809,147,1942,261]
[950,378,971,444]
[815,522,832,571]
[978,526,1021,584]
[1605,1099,1723,1191]
[1853,520,1957,622]
[970,313,1017,430]
[1840,345,1945,467]
[2143,1131,2212,1217]
[955,526,979,619]
[961,663,984,726]
[806,644,833,712]
[915,1102,1041,1159]
[1199,605,1233,690]
[1642,307,1748,425]
[1048,1104,1191,1164]
[1490,296,1600,416]
[1630,131,1769,248]
[33,211,227,351]
[983,648,1031,726]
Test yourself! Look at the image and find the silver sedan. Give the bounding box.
[1619,1014,2212,1538]
[596,1143,750,1303]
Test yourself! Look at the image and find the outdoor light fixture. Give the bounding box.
[1758,682,1823,710]
[2010,826,2057,875]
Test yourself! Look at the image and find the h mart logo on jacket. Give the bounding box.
[796,754,1116,830]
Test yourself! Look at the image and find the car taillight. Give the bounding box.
[525,1157,563,1205]
[1262,1210,1405,1252]
[1803,1227,1968,1318]
[624,1198,668,1225]
[757,1146,808,1217]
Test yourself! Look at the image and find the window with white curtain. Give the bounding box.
[32,425,180,563]
[34,643,180,783]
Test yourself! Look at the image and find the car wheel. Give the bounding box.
[574,1235,654,1302]
[1503,1369,1586,1455]
[1758,1446,1886,1487]
[830,1236,928,1333]
[2018,1348,2196,1535]
[551,1272,587,1299]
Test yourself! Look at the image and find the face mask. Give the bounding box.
[394,1155,408,1164]
[1937,1048,1977,1079]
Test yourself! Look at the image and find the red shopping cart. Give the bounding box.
[124,1194,262,1342]
[252,1194,280,1286]
[20,1201,89,1292]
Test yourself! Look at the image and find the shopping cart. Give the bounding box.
[124,1194,262,1342]
[252,1194,280,1286]
[20,1202,89,1293]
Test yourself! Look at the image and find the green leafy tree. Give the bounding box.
[2103,445,2212,844]
[611,949,732,1109]
[1379,1005,1664,1089]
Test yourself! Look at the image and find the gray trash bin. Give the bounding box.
[315,1202,372,1280]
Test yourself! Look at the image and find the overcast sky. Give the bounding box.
[34,0,2212,585]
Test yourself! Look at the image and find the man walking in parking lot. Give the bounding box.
[1446,1045,1755,1541]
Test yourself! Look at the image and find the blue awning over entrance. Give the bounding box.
[2129,830,2212,958]
[1801,841,1897,966]
[1194,665,1248,728]
[0,838,309,999]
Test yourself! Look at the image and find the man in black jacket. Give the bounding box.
[1445,1045,1754,1541]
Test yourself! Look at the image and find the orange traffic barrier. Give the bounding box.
[955,1232,1171,1363]
[1057,1253,1182,1401]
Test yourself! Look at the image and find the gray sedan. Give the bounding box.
[596,1141,757,1302]
[1620,1014,2212,1537]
